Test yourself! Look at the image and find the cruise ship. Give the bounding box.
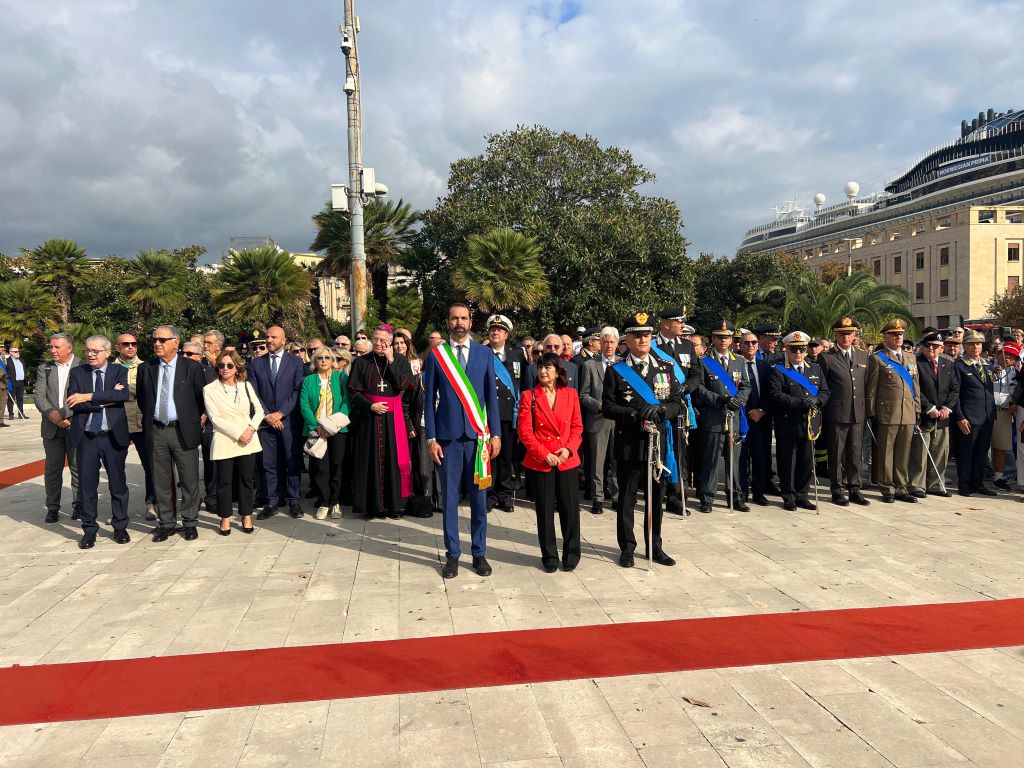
[737,108,1024,330]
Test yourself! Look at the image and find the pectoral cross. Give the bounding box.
[377,378,387,392]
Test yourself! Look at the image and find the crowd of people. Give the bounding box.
[25,303,1021,576]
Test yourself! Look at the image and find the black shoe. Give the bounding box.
[894,492,917,503]
[699,504,711,513]
[218,527,231,537]
[881,493,895,503]
[797,500,817,511]
[734,501,750,512]
[931,489,952,497]
[496,500,513,513]
[752,495,770,506]
[277,499,287,508]
[182,527,199,541]
[472,556,492,576]
[994,479,1012,491]
[976,487,997,497]
[78,533,96,550]
[441,556,459,579]
[911,490,928,499]
[590,502,603,515]
[652,551,676,566]
[958,488,973,497]
[618,551,635,568]
[71,508,81,521]
[242,525,255,533]
[152,527,173,542]
[289,504,303,518]
[112,530,131,544]
[783,501,797,511]
[256,506,275,520]
[45,509,59,524]
[543,563,558,573]
[849,492,870,505]
[832,495,850,507]
[765,482,781,495]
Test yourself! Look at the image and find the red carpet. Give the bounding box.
[0,459,47,491]
[1,598,1022,725]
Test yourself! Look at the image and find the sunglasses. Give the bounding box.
[355,335,368,341]
[291,350,304,355]
[306,347,322,353]
[217,363,235,370]
[182,351,201,358]
[250,344,266,351]
[118,341,138,347]
[741,340,759,345]
[152,337,175,344]
[338,342,350,348]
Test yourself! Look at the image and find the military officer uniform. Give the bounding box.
[866,319,921,502]
[753,324,785,365]
[693,320,751,512]
[767,332,830,511]
[910,330,957,497]
[602,312,683,568]
[819,317,870,506]
[486,314,527,512]
[953,330,996,496]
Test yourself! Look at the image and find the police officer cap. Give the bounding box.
[832,316,861,332]
[962,329,985,343]
[881,319,907,334]
[919,331,944,345]
[681,324,696,335]
[711,319,736,337]
[753,324,782,337]
[487,314,513,333]
[808,338,822,348]
[622,311,655,335]
[583,325,602,339]
[249,329,266,343]
[659,307,687,321]
[781,331,810,347]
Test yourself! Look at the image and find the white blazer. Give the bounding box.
[203,380,265,460]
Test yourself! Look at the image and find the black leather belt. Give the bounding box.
[154,420,178,428]
[85,430,109,437]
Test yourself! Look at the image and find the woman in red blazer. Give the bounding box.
[518,353,584,572]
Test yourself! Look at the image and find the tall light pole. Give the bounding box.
[342,0,366,334]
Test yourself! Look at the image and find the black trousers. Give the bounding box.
[615,460,664,555]
[528,467,581,569]
[129,430,156,503]
[776,434,814,504]
[311,433,347,506]
[216,454,256,519]
[825,421,864,494]
[957,420,994,492]
[201,427,218,509]
[740,418,771,500]
[77,433,129,535]
[488,419,516,506]
[6,382,25,417]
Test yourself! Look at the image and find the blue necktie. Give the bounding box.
[90,369,104,432]
[270,354,279,381]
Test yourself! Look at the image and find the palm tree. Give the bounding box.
[0,278,60,344]
[22,238,88,324]
[453,227,549,313]
[739,269,917,339]
[124,250,188,332]
[211,246,313,328]
[309,198,419,321]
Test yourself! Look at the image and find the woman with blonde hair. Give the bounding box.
[301,347,351,519]
[203,350,265,535]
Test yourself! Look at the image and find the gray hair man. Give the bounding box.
[35,332,82,523]
[578,326,620,514]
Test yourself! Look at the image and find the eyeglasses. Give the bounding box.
[337,342,350,349]
[85,349,105,356]
[182,351,202,358]
[250,344,266,351]
[314,355,333,362]
[217,363,235,370]
[291,350,304,356]
[152,337,175,344]
[117,341,137,347]
[741,340,759,345]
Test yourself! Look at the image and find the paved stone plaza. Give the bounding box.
[1,415,1023,767]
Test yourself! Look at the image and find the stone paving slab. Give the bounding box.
[1,418,1023,766]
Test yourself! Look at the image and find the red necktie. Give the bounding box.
[932,360,938,377]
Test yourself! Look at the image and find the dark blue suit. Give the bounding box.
[67,363,130,534]
[954,357,996,493]
[739,357,773,501]
[249,351,306,506]
[423,340,502,558]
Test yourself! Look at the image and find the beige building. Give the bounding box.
[290,252,351,324]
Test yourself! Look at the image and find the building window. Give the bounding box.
[894,255,902,273]
[937,315,950,329]
[937,217,951,229]
[940,279,949,297]
[915,283,924,301]
[979,210,996,223]
[1007,210,1023,224]
[890,231,902,241]
[1010,276,1021,291]
[873,260,881,277]
[939,246,950,266]
[1009,243,1021,262]
[915,252,925,270]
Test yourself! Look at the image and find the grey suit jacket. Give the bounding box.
[578,356,617,433]
[34,356,82,439]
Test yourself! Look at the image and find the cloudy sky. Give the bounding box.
[2,0,1021,262]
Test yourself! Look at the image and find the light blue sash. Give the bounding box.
[874,351,916,398]
[774,364,819,397]
[611,362,678,483]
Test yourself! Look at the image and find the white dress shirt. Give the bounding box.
[56,359,73,409]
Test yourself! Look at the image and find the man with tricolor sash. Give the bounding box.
[602,311,684,568]
[866,319,921,503]
[693,320,750,513]
[767,331,830,511]
[424,303,502,579]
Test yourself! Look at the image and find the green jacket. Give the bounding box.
[300,370,349,434]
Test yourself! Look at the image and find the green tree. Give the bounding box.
[124,250,188,332]
[211,246,313,330]
[740,268,917,339]
[74,257,138,333]
[988,287,1024,329]
[309,197,419,322]
[421,125,690,335]
[22,238,88,324]
[454,227,548,313]
[0,278,60,344]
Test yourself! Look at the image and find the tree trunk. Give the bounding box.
[370,263,390,322]
[56,281,70,326]
[309,279,331,338]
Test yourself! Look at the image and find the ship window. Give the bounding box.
[940,246,950,266]
[894,255,902,273]
[915,252,925,270]
[915,283,925,301]
[1010,276,1020,291]
[979,210,996,223]
[1010,243,1021,262]
[1007,210,1023,224]
[873,260,881,277]
[940,280,949,298]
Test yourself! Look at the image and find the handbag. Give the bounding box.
[244,381,256,419]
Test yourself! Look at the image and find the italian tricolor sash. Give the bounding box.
[432,342,493,489]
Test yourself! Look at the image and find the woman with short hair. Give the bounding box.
[300,348,350,519]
